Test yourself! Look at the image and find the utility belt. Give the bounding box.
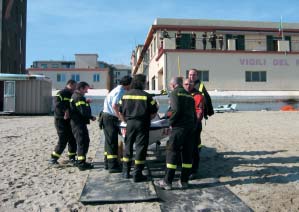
[103,112,118,120]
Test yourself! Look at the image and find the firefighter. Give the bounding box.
[70,81,96,171]
[102,75,132,173]
[119,74,158,182]
[183,78,205,180]
[188,68,214,118]
[49,79,77,165]
[155,77,196,190]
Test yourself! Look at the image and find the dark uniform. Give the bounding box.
[193,80,214,118]
[69,91,93,168]
[190,88,205,177]
[120,89,158,181]
[202,32,207,50]
[165,85,196,184]
[51,88,76,162]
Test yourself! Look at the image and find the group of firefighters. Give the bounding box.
[49,68,214,189]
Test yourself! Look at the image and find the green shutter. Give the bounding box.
[267,35,274,51]
[236,35,245,50]
[180,34,192,49]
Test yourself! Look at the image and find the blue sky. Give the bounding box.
[26,0,299,68]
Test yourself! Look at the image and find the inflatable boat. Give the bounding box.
[119,117,170,145]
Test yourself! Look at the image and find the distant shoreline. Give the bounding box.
[52,89,299,103]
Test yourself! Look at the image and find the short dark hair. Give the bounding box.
[76,81,89,90]
[119,75,132,86]
[66,79,76,86]
[131,74,146,90]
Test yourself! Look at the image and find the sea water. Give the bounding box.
[87,96,299,116]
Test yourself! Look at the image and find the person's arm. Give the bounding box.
[112,103,122,120]
[203,86,214,116]
[148,95,158,120]
[169,91,180,126]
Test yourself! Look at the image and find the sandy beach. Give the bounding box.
[1,111,299,211]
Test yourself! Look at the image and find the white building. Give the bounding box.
[132,18,299,91]
[28,54,110,90]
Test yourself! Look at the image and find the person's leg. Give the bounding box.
[133,122,149,182]
[122,120,135,178]
[50,119,68,164]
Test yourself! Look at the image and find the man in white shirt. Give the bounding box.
[102,75,132,173]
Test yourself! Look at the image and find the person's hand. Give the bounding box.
[64,111,70,120]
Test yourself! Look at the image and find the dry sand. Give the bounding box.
[0,111,299,211]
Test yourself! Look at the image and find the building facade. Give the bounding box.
[111,64,131,88]
[0,0,27,111]
[132,18,299,91]
[28,54,131,90]
[0,0,26,74]
[28,54,110,90]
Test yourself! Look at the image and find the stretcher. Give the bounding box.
[119,116,170,145]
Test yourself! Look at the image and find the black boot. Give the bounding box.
[108,158,122,173]
[181,168,192,183]
[122,161,132,179]
[104,155,108,170]
[49,154,59,165]
[49,157,59,165]
[165,168,176,185]
[133,164,147,183]
[77,160,94,171]
[68,156,77,165]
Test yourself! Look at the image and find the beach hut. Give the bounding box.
[0,74,52,114]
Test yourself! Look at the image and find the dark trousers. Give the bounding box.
[203,40,207,50]
[164,126,194,184]
[192,122,202,173]
[70,120,90,163]
[102,113,120,167]
[123,120,149,172]
[53,118,76,159]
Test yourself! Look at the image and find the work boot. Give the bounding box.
[109,163,122,173]
[133,171,147,183]
[104,156,108,170]
[68,156,77,165]
[49,158,59,165]
[178,181,189,189]
[154,180,172,190]
[122,161,132,179]
[77,162,94,171]
[108,158,122,173]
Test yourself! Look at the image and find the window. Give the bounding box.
[226,34,245,50]
[4,81,15,97]
[152,76,156,90]
[57,73,66,82]
[153,37,156,54]
[71,74,80,82]
[186,70,209,82]
[93,74,100,82]
[176,33,194,49]
[245,71,266,82]
[41,64,48,69]
[51,64,59,68]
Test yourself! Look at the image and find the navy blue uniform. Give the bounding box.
[70,91,93,164]
[120,89,158,179]
[51,88,76,161]
[165,85,196,184]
